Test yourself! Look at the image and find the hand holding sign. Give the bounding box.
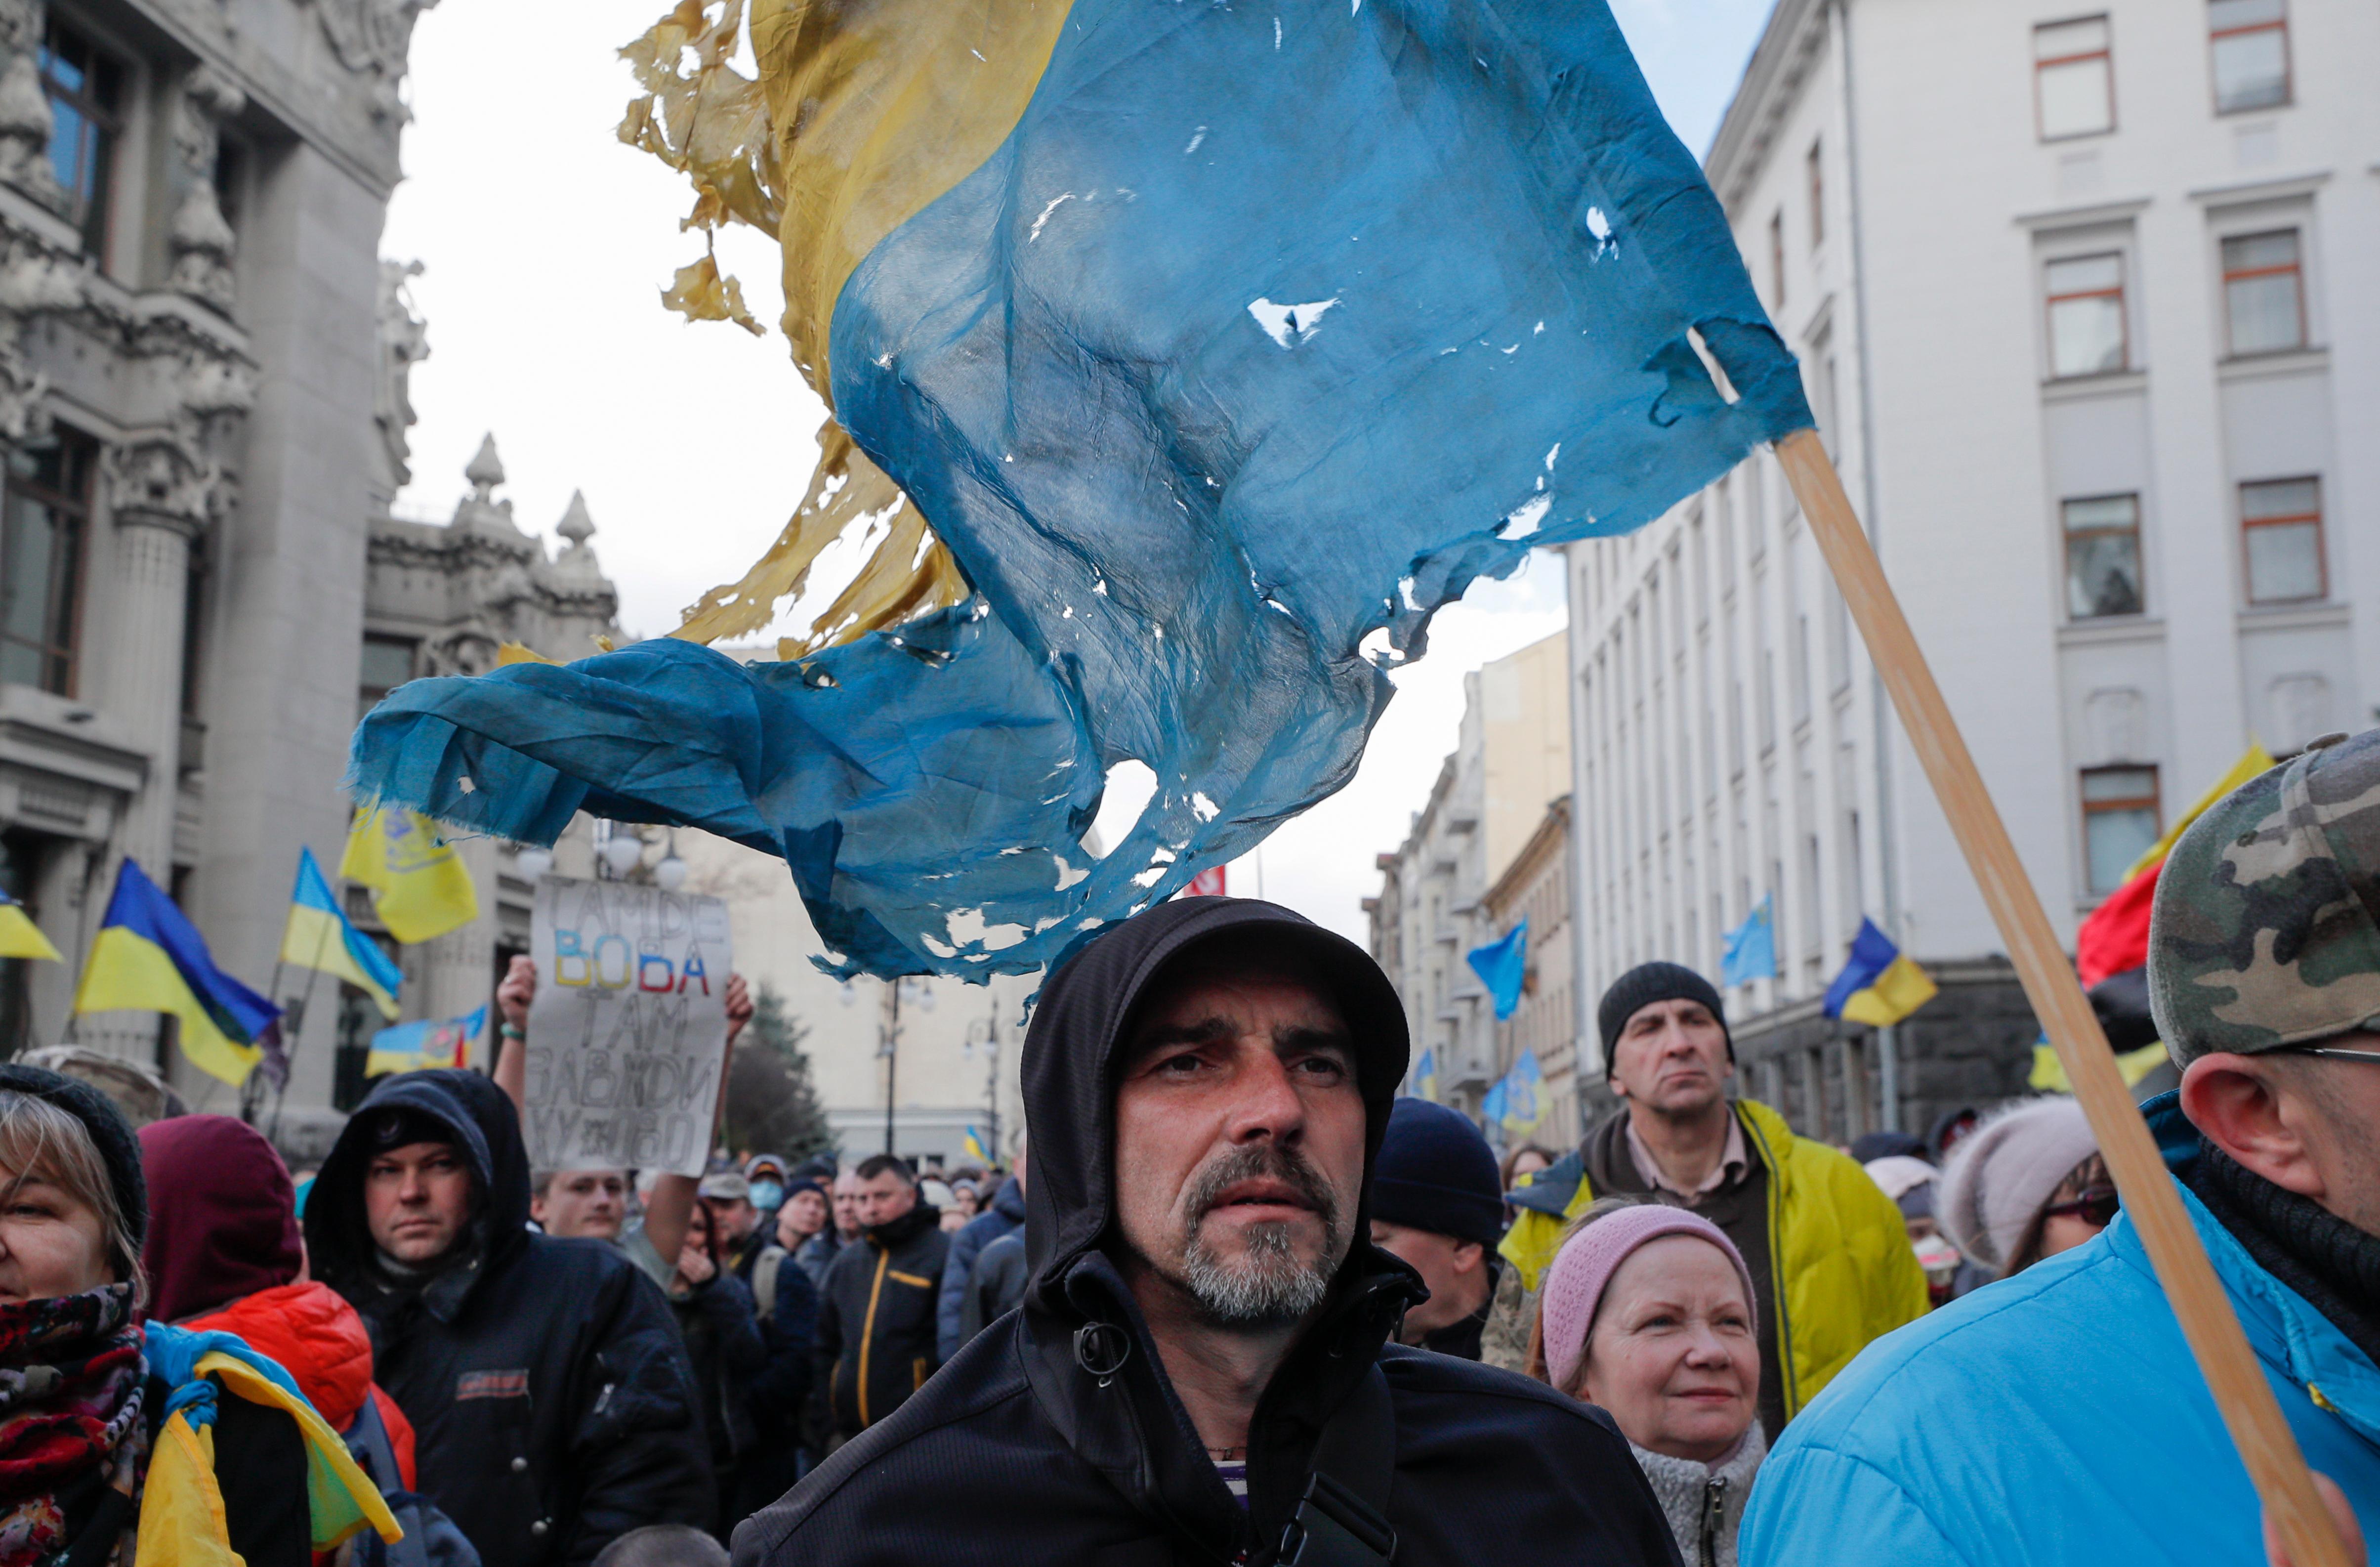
[524,875,733,1178]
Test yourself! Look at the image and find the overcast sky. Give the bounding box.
[381,0,1775,947]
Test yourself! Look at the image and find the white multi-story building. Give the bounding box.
[1564,0,2376,1142]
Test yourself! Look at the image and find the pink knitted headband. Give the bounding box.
[1540,1204,1757,1394]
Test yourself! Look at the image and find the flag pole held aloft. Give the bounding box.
[1776,429,2352,1567]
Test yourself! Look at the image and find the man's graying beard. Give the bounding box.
[1169,1143,1348,1327]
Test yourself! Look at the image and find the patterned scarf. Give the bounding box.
[0,1285,145,1567]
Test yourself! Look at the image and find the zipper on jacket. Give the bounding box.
[858,1245,890,1427]
[1701,1475,1729,1567]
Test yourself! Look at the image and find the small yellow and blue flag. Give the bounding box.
[340,805,479,944]
[73,859,280,1087]
[0,887,60,962]
[960,1125,989,1165]
[1413,1048,1438,1103]
[366,1004,486,1078]
[1823,919,1939,1028]
[281,847,400,1021]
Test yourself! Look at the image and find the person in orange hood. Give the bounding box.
[138,1113,417,1489]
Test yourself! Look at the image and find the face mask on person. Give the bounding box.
[751,1180,784,1211]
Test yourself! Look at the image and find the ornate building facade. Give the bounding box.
[0,0,620,1154]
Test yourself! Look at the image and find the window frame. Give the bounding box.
[2220,227,2305,357]
[2043,250,2129,379]
[36,17,126,262]
[2034,14,2117,143]
[0,430,99,697]
[2238,475,2325,606]
[1769,210,1786,310]
[2061,491,2145,621]
[2080,764,2161,899]
[1807,140,1824,251]
[2209,0,2291,115]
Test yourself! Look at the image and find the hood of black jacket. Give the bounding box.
[868,1204,941,1249]
[305,1068,532,1322]
[1020,895,1412,1308]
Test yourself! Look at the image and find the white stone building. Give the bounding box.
[1366,633,1570,1128]
[1563,0,2375,1142]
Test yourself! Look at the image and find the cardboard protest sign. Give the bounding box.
[524,875,731,1177]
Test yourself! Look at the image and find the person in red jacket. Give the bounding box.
[138,1113,418,1489]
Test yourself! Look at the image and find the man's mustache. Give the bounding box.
[1180,1142,1341,1231]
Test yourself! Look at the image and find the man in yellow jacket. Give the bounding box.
[1494,962,1925,1437]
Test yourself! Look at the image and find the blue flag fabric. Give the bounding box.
[348,0,1813,979]
[1467,920,1531,1022]
[1721,894,1777,987]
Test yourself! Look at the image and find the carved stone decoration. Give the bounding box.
[167,68,247,313]
[0,0,62,213]
[314,0,440,125]
[103,430,216,536]
[374,259,427,489]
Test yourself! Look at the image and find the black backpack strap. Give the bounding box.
[1277,1363,1397,1566]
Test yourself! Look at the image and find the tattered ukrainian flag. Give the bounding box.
[281,847,402,1021]
[74,860,281,1086]
[346,0,1814,980]
[1824,919,1939,1028]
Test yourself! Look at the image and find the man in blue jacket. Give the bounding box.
[936,1145,1026,1361]
[1743,728,2380,1567]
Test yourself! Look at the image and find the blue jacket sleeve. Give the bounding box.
[1740,1445,1972,1567]
[936,1223,984,1364]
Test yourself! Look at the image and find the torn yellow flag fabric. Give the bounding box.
[0,887,60,962]
[340,806,479,944]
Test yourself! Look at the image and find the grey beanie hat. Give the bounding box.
[1936,1097,2099,1273]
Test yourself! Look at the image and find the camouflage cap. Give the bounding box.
[2150,728,2380,1065]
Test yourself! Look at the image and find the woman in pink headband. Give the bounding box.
[1529,1199,1765,1567]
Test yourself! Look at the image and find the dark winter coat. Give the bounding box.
[956,1230,1028,1344]
[733,896,1680,1567]
[937,1174,1027,1360]
[813,1203,949,1436]
[307,1070,714,1567]
[669,1269,769,1467]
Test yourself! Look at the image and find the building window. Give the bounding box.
[2210,0,2289,113]
[2063,494,2143,618]
[2035,16,2114,140]
[1768,211,1785,310]
[0,433,98,696]
[2240,476,2324,604]
[1807,140,1824,250]
[359,635,418,720]
[2082,765,2160,897]
[2045,253,2127,378]
[38,20,124,258]
[2222,229,2305,356]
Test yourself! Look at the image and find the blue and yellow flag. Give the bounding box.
[346,0,1814,982]
[73,860,280,1087]
[1823,919,1939,1028]
[960,1125,990,1165]
[282,848,401,1020]
[1495,1050,1545,1137]
[0,887,60,962]
[366,1004,486,1078]
[1413,1048,1438,1103]
[339,805,478,945]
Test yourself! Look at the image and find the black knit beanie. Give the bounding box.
[0,1062,149,1247]
[1597,962,1732,1079]
[1371,1098,1505,1248]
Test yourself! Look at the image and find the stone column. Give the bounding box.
[100,436,211,877]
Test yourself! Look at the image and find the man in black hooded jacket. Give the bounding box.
[307,1069,714,1566]
[732,897,1678,1567]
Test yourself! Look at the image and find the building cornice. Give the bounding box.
[1706,0,1828,209]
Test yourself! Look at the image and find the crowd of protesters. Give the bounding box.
[3,731,2376,1564]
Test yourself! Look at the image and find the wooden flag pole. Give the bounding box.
[1775,429,2351,1567]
